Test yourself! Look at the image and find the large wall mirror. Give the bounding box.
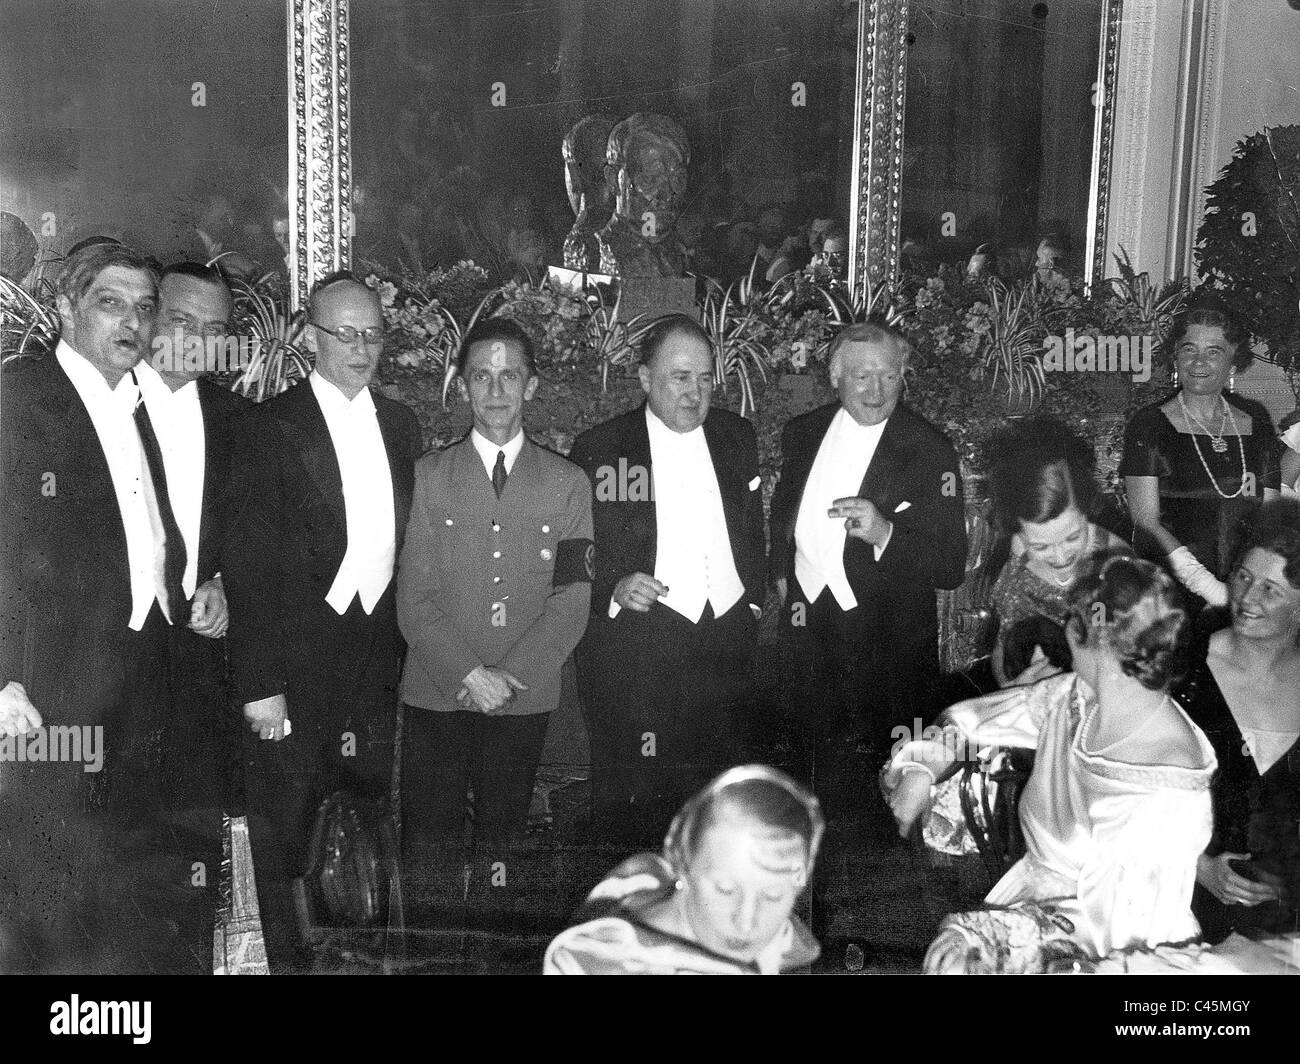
[349,0,860,288]
[898,0,1120,283]
[0,0,288,282]
[2,2,1126,302]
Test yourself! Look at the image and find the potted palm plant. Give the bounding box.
[978,279,1046,414]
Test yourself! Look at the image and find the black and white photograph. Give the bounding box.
[1,0,1299,1008]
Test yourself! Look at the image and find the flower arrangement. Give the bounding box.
[491,278,590,367]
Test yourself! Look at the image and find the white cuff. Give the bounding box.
[608,595,621,619]
[873,520,894,562]
[897,761,937,785]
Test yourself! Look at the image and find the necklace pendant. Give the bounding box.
[1210,437,1228,453]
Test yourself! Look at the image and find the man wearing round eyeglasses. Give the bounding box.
[222,272,422,971]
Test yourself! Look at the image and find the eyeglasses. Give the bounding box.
[311,321,383,345]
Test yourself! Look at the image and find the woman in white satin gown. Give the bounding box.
[883,554,1217,973]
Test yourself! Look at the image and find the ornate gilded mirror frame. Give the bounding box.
[286,0,1126,307]
[1085,0,1125,289]
[287,0,352,310]
[847,0,1127,298]
[847,0,909,299]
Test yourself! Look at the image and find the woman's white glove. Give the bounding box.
[1167,546,1228,607]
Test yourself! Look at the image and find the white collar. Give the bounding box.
[831,405,890,441]
[56,339,138,408]
[135,358,199,405]
[470,427,525,472]
[311,369,375,416]
[645,405,706,448]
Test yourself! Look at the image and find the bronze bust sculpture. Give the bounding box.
[562,114,618,272]
[596,113,691,278]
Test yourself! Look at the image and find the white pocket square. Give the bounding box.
[748,476,761,491]
[893,501,911,513]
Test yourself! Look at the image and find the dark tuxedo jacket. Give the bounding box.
[0,355,139,722]
[221,380,422,706]
[769,401,968,679]
[567,404,767,636]
[193,379,252,588]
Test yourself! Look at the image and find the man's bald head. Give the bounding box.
[305,272,384,399]
[307,272,380,321]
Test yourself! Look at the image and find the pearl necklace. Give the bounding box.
[1178,392,1248,499]
[1179,392,1230,452]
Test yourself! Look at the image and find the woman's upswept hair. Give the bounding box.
[1164,289,1253,371]
[1239,497,1300,590]
[665,766,824,878]
[1066,553,1191,691]
[986,415,1097,535]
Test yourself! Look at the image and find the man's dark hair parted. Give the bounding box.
[160,260,234,300]
[57,242,158,306]
[639,313,712,368]
[458,316,538,377]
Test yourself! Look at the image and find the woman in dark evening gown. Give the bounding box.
[1122,294,1280,609]
[1174,500,1300,942]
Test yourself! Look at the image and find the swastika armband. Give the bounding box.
[553,538,595,587]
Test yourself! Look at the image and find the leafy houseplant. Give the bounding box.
[0,274,59,363]
[978,279,1047,409]
[583,285,654,393]
[1195,124,1300,372]
[227,272,311,403]
[1104,248,1188,347]
[700,270,770,418]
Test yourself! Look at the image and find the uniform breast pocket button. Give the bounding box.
[542,524,550,534]
[540,548,553,561]
[445,518,454,526]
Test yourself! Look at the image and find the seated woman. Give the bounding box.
[544,766,822,974]
[883,555,1216,973]
[982,416,1128,688]
[1176,498,1300,942]
[1122,292,1280,609]
[1280,410,1300,495]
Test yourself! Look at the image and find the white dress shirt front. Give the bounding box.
[310,371,396,615]
[793,406,891,610]
[135,361,205,598]
[470,427,524,480]
[640,407,745,624]
[56,340,161,630]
